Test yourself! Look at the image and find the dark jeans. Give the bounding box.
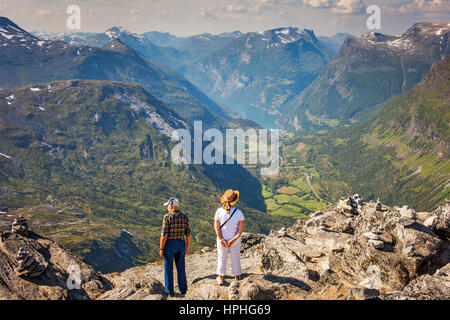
[163,239,187,294]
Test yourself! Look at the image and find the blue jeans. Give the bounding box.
[163,239,187,294]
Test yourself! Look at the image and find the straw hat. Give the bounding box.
[220,189,239,212]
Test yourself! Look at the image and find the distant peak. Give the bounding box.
[253,27,318,45]
[106,26,129,34]
[0,17,29,33]
[217,30,242,37]
[102,38,128,51]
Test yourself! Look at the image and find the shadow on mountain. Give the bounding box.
[203,163,266,212]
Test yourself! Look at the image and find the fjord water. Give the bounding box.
[217,97,280,129]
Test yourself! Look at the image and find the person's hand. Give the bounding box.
[227,239,235,247]
[159,249,164,258]
[220,239,227,247]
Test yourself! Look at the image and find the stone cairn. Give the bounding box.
[14,247,46,278]
[339,194,365,215]
[375,198,382,211]
[11,216,29,236]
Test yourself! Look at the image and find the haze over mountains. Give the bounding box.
[1,15,449,276]
[0,17,228,128]
[34,22,449,133]
[34,25,344,125]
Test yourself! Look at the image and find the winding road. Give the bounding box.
[305,173,331,205]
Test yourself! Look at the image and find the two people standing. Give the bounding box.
[159,189,245,296]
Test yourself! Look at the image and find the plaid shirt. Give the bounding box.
[161,210,191,239]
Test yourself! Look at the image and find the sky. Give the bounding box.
[0,0,449,37]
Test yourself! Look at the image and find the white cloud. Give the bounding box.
[331,0,365,14]
[35,8,56,17]
[383,0,450,15]
[0,4,7,12]
[303,0,334,8]
[303,0,366,14]
[194,0,280,20]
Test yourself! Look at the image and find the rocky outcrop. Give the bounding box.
[98,268,166,300]
[259,200,449,299]
[1,199,448,300]
[0,218,112,299]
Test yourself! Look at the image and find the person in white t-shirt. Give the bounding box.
[214,189,245,285]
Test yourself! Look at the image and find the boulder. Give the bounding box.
[431,203,450,237]
[381,263,450,300]
[98,266,165,300]
[400,206,417,219]
[261,237,310,280]
[185,278,229,300]
[346,287,380,300]
[240,232,266,254]
[227,274,310,300]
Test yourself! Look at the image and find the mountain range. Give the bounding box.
[280,22,450,132]
[34,26,343,121]
[0,17,227,128]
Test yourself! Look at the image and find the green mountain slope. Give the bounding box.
[281,22,450,133]
[283,55,449,211]
[0,80,291,272]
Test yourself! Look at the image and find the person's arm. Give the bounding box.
[160,235,168,258]
[160,215,169,258]
[185,234,191,255]
[214,220,227,247]
[185,217,191,255]
[227,220,245,247]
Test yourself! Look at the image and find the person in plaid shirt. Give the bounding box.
[159,197,191,297]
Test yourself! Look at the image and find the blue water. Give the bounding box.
[216,98,280,129]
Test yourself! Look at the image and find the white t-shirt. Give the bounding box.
[214,207,244,241]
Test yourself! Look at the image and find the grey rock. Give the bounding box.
[363,232,380,240]
[368,239,384,250]
[225,274,310,300]
[400,205,417,219]
[346,287,380,300]
[381,263,450,300]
